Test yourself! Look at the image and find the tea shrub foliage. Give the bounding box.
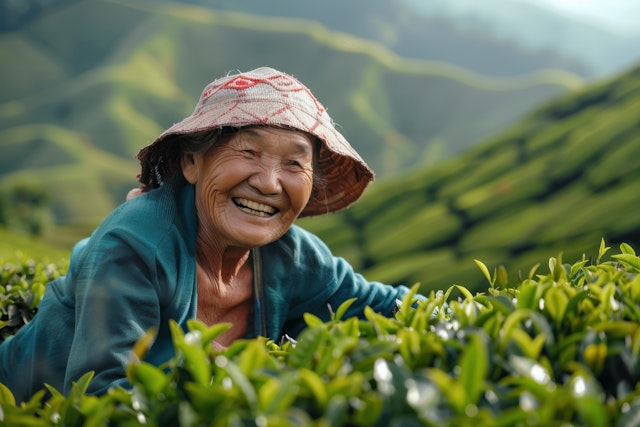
[1,239,640,426]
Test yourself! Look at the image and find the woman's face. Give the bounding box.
[182,127,315,248]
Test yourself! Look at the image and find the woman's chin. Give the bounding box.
[230,222,287,247]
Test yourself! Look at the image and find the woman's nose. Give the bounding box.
[248,166,282,195]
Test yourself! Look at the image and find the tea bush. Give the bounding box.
[1,240,640,426]
[0,254,66,342]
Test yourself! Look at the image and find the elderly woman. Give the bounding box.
[0,67,414,403]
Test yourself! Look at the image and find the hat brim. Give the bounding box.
[137,69,374,217]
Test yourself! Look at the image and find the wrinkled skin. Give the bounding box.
[181,126,315,253]
[180,126,315,345]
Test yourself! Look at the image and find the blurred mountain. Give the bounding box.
[298,64,640,294]
[0,0,582,230]
[405,0,640,78]
[184,0,591,79]
[185,0,640,79]
[6,0,637,79]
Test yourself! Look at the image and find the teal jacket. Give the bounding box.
[0,176,410,403]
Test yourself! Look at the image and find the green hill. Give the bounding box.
[297,64,640,294]
[190,0,593,79]
[0,0,582,228]
[0,226,70,261]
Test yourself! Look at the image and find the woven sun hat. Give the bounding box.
[137,67,374,217]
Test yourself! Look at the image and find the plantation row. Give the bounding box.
[1,240,639,425]
[299,66,640,294]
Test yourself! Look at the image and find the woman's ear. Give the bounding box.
[181,152,198,184]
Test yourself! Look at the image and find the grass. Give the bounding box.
[0,227,70,262]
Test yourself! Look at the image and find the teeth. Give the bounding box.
[234,198,277,217]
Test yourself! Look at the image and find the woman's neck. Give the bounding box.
[195,239,251,284]
[194,235,254,344]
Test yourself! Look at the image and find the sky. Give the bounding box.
[516,0,640,34]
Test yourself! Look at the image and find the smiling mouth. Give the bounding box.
[233,198,279,217]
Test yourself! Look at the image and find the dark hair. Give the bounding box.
[179,127,239,155]
[141,126,326,198]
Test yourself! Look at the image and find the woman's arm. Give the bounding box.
[266,225,419,339]
[63,230,163,395]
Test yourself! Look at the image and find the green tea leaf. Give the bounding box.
[527,263,541,280]
[496,265,509,288]
[564,290,591,320]
[186,319,231,345]
[459,333,487,406]
[549,255,567,283]
[509,329,546,360]
[544,286,569,329]
[287,326,326,369]
[619,242,636,256]
[334,297,358,321]
[0,415,50,427]
[397,328,421,368]
[574,394,610,427]
[298,368,328,407]
[396,283,421,323]
[583,342,607,374]
[258,373,298,414]
[69,371,95,401]
[0,382,15,405]
[181,344,211,388]
[592,321,639,338]
[426,369,465,414]
[474,259,493,286]
[341,317,361,338]
[482,294,515,315]
[598,238,611,263]
[444,284,474,303]
[612,254,640,272]
[364,306,399,335]
[325,395,349,426]
[517,282,539,310]
[237,339,266,374]
[169,319,186,346]
[129,327,158,366]
[131,362,170,395]
[303,312,325,328]
[215,357,257,409]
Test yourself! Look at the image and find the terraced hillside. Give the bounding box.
[298,65,640,293]
[0,0,581,227]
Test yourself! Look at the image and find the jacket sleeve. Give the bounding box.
[63,227,165,396]
[269,226,416,338]
[324,254,410,319]
[62,178,196,396]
